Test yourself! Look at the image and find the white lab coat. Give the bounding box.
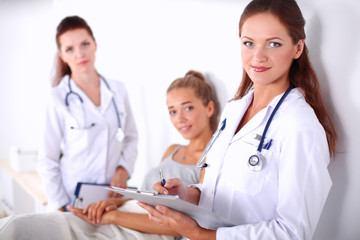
[198,88,331,240]
[37,75,138,211]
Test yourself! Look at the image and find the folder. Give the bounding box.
[73,182,110,208]
[108,187,236,230]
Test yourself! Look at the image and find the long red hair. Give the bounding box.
[234,0,337,157]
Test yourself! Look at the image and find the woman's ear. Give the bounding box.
[294,39,305,59]
[207,101,215,118]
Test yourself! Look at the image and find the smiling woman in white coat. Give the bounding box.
[139,0,337,239]
[37,16,138,211]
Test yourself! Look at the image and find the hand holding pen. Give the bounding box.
[152,176,199,205]
[155,170,190,200]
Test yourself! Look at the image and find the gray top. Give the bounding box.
[141,146,201,191]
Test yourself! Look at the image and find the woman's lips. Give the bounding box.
[78,60,88,66]
[179,126,191,133]
[252,66,271,72]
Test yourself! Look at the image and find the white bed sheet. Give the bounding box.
[0,200,174,240]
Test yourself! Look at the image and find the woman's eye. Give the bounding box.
[243,41,254,47]
[169,110,176,116]
[269,42,281,47]
[185,106,193,111]
[82,42,89,47]
[65,47,73,52]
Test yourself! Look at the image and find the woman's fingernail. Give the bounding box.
[156,205,162,211]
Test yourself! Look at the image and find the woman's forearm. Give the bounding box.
[184,186,201,205]
[114,198,131,207]
[108,211,181,236]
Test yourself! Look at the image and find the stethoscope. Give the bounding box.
[197,84,294,171]
[197,118,226,169]
[65,74,125,142]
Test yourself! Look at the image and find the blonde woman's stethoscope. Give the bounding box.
[64,74,125,142]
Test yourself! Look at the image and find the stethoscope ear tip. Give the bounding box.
[220,118,226,131]
[196,118,226,169]
[198,162,208,169]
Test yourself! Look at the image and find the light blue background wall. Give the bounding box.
[0,0,359,239]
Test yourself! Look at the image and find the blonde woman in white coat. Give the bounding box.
[37,16,138,211]
[139,0,337,239]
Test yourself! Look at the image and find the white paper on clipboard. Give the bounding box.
[108,187,236,230]
[73,182,110,208]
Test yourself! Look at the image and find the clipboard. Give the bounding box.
[73,182,110,208]
[108,187,236,230]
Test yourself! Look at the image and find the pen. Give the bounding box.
[263,139,272,150]
[159,168,166,186]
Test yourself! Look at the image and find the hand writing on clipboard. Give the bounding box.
[156,169,187,199]
[136,175,215,238]
[108,182,235,232]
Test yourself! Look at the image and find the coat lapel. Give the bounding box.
[99,79,113,115]
[205,94,252,171]
[231,106,269,143]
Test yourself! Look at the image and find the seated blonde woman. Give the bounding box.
[0,70,219,240]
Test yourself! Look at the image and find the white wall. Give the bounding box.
[0,0,359,239]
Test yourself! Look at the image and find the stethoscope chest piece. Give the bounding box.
[116,128,125,142]
[248,152,266,171]
[246,84,294,172]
